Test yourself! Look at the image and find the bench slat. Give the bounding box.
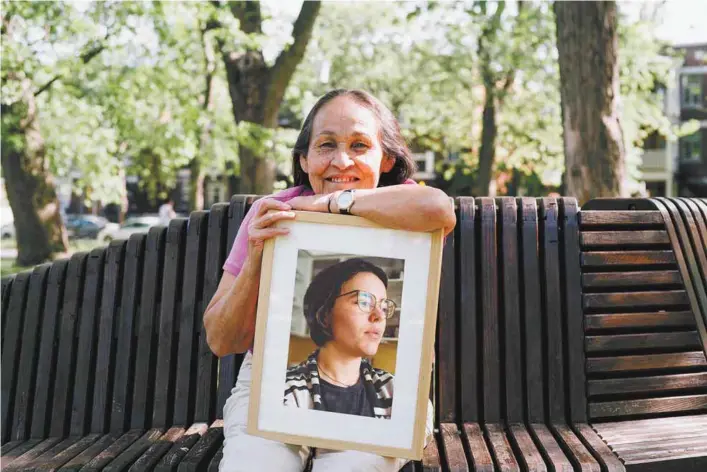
[480,198,501,423]
[520,198,545,423]
[31,433,102,472]
[581,230,669,247]
[552,424,601,472]
[90,242,126,434]
[77,429,145,472]
[500,198,523,423]
[31,260,69,439]
[541,198,566,424]
[103,428,164,472]
[169,422,221,472]
[529,423,573,472]
[11,265,50,441]
[207,444,223,472]
[583,270,682,288]
[2,437,62,471]
[587,351,707,372]
[458,198,479,422]
[485,423,520,472]
[421,431,442,471]
[130,228,166,431]
[602,428,707,446]
[582,251,676,267]
[668,198,707,358]
[611,433,707,453]
[174,212,209,427]
[437,217,457,423]
[154,422,209,470]
[580,211,664,226]
[152,219,188,429]
[1,273,15,346]
[586,332,701,352]
[573,424,626,472]
[461,423,493,472]
[590,394,707,419]
[508,423,546,472]
[561,197,589,424]
[195,203,229,423]
[0,438,44,468]
[127,426,186,472]
[56,432,122,471]
[1,271,30,443]
[109,236,146,434]
[589,372,707,396]
[583,290,689,309]
[51,253,89,438]
[70,250,105,437]
[439,423,468,471]
[594,415,707,435]
[585,311,695,330]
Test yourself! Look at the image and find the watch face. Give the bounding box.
[338,192,353,208]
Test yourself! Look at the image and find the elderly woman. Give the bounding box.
[204,89,456,472]
[285,258,398,418]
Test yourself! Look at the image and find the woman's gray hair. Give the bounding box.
[292,89,417,188]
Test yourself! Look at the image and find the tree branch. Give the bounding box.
[264,0,321,124]
[33,40,107,97]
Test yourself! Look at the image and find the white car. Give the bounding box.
[98,215,162,243]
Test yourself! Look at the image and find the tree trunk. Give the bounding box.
[1,79,68,266]
[218,1,321,195]
[475,85,497,196]
[554,1,625,205]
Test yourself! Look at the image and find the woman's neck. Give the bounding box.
[317,344,361,386]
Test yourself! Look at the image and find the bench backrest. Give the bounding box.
[2,195,705,445]
[0,196,254,443]
[437,197,588,427]
[580,197,707,422]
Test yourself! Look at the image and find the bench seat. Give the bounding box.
[593,415,707,472]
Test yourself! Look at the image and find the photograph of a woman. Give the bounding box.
[284,258,397,418]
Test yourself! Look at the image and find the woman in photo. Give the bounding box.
[204,89,455,471]
[284,258,396,419]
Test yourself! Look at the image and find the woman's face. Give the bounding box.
[300,95,395,195]
[328,272,388,358]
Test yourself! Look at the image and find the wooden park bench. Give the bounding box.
[1,195,706,471]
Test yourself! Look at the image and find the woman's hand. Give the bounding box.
[244,199,296,273]
[286,193,333,213]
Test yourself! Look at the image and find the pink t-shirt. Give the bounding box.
[222,181,416,276]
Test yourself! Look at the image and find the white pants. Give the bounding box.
[220,351,408,472]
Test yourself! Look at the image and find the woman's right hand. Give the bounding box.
[244,199,296,273]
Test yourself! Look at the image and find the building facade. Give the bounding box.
[640,43,707,197]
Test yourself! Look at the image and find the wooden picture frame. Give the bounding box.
[247,211,444,460]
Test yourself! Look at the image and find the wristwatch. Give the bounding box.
[336,189,356,215]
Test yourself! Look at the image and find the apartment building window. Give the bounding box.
[680,132,702,161]
[681,74,702,108]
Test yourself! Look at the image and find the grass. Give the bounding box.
[0,238,106,277]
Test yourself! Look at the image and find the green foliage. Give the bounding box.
[2,0,681,202]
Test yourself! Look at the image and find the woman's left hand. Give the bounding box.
[287,193,334,213]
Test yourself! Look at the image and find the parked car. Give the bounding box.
[98,215,161,243]
[65,215,119,239]
[1,222,15,240]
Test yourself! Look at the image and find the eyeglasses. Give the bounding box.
[335,290,397,319]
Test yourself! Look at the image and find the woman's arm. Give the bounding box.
[288,185,456,235]
[203,199,295,357]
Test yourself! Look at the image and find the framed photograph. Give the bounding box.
[247,211,444,460]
